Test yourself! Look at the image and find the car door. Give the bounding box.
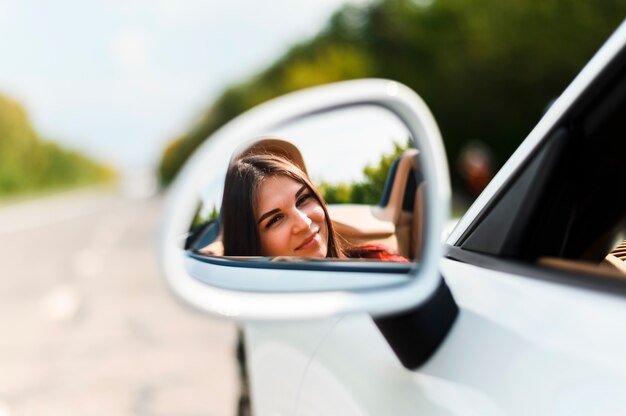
[255,19,626,416]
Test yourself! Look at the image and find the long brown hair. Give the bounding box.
[221,153,346,257]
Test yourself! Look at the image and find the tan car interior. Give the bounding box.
[198,137,424,260]
[538,239,626,280]
[328,148,424,259]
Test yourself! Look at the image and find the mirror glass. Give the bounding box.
[185,104,426,272]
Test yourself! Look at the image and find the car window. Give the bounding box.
[452,42,626,286]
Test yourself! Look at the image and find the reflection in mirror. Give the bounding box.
[186,105,425,266]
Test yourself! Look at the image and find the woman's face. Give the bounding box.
[255,175,328,258]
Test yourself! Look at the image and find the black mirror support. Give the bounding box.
[373,277,458,370]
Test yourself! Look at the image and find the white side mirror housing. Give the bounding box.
[158,79,450,321]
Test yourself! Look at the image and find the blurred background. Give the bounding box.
[1,0,625,414]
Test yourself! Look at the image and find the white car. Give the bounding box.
[159,20,626,416]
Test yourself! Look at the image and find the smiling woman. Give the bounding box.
[218,137,408,262]
[221,152,337,258]
[253,171,329,257]
[183,101,430,269]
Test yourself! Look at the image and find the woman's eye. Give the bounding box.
[296,193,312,207]
[265,215,283,229]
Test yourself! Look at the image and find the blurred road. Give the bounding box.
[0,188,238,415]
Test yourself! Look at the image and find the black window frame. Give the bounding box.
[446,36,626,297]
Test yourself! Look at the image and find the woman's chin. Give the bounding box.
[294,248,326,258]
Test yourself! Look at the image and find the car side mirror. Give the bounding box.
[158,79,450,321]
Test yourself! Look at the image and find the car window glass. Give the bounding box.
[457,55,626,284]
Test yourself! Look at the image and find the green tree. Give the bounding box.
[319,141,408,204]
[159,0,626,192]
[0,95,43,193]
[0,93,115,197]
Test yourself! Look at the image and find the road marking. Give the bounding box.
[40,285,82,323]
[0,401,9,416]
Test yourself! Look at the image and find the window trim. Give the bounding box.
[445,244,626,297]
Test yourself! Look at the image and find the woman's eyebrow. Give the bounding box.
[295,185,307,198]
[257,208,280,225]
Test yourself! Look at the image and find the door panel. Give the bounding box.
[291,259,626,415]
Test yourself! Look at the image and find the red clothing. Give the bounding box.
[347,243,409,262]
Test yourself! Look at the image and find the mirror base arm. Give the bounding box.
[373,277,458,370]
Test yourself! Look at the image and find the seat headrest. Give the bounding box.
[232,136,308,174]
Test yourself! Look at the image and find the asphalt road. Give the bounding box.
[0,188,238,416]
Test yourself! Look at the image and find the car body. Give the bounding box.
[160,19,626,416]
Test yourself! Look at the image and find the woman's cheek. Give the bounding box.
[310,205,326,221]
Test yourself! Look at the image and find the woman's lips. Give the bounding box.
[295,231,319,251]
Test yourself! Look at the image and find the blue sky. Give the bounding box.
[0,0,356,173]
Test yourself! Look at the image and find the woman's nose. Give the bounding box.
[292,208,312,233]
